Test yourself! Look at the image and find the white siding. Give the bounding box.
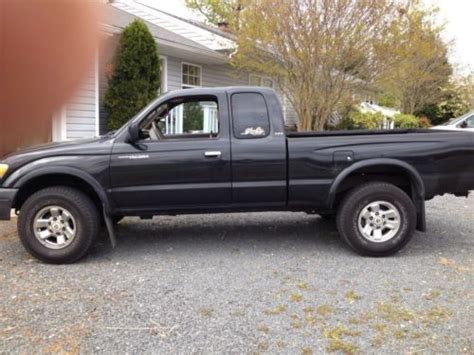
[167,56,248,90]
[166,56,298,125]
[65,71,98,140]
[97,53,299,131]
[166,56,182,91]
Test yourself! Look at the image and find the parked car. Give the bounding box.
[1,87,473,264]
[432,111,474,132]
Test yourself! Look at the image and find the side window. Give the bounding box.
[141,97,219,140]
[231,93,270,139]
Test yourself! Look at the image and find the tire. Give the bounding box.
[18,186,100,264]
[336,182,416,257]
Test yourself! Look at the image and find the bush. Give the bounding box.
[104,20,161,130]
[415,83,471,125]
[183,102,204,132]
[418,116,432,128]
[393,114,420,128]
[377,93,399,109]
[337,110,384,130]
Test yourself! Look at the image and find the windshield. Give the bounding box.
[441,118,458,126]
[113,98,160,137]
[442,111,474,126]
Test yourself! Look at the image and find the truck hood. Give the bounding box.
[1,136,115,177]
[3,137,104,156]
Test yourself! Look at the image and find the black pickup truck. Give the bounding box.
[1,87,473,263]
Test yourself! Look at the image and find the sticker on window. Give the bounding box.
[240,127,266,136]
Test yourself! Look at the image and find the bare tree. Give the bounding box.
[185,0,247,30]
[377,2,452,114]
[455,71,474,110]
[230,0,399,131]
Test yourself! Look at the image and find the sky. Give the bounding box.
[430,0,474,74]
[140,0,474,74]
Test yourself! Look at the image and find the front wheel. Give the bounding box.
[336,182,416,256]
[18,187,100,264]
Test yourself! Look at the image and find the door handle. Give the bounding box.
[204,151,222,158]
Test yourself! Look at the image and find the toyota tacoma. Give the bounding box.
[0,87,473,263]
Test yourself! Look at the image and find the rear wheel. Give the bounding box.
[336,182,416,256]
[18,186,100,264]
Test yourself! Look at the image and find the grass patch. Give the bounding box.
[264,304,287,315]
[348,311,373,325]
[411,331,429,339]
[316,304,335,317]
[230,309,247,317]
[276,340,286,349]
[291,318,303,329]
[326,339,358,354]
[304,314,317,326]
[256,340,269,352]
[392,327,409,339]
[371,323,387,334]
[290,313,302,325]
[297,282,310,290]
[391,293,401,303]
[323,325,361,339]
[290,293,303,302]
[437,257,472,273]
[371,334,384,348]
[376,302,414,322]
[423,306,452,323]
[301,346,313,355]
[423,290,441,301]
[345,290,362,303]
[199,308,214,317]
[323,325,360,354]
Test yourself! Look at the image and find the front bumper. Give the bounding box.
[0,188,18,220]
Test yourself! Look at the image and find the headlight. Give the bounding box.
[0,164,9,179]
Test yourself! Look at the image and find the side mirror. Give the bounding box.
[460,121,468,129]
[127,123,140,143]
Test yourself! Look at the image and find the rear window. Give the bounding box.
[231,93,270,139]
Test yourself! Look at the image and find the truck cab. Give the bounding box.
[110,87,288,214]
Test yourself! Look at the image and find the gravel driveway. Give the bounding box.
[1,195,473,354]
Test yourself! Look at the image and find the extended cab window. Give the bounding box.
[140,96,219,140]
[232,93,270,139]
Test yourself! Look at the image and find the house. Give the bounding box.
[51,0,297,142]
[359,101,400,129]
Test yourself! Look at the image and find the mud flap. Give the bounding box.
[416,199,426,232]
[102,204,117,248]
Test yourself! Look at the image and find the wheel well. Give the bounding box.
[333,165,415,208]
[13,174,103,214]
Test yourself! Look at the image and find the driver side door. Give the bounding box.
[109,93,232,214]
